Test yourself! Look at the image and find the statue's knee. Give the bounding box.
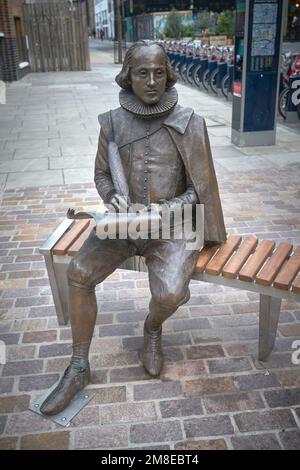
[154,288,187,311]
[67,257,93,288]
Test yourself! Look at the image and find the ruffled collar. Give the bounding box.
[119,87,178,119]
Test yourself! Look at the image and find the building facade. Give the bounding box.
[122,0,236,16]
[0,0,29,81]
[94,0,114,39]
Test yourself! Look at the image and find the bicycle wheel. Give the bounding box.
[202,69,210,91]
[186,62,195,85]
[192,64,202,87]
[278,87,289,119]
[209,68,218,94]
[221,73,229,98]
[180,63,188,81]
[174,61,181,74]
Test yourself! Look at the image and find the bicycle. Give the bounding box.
[278,52,300,119]
[209,47,232,95]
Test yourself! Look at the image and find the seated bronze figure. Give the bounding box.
[40,41,226,416]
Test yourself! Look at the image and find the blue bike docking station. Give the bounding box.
[231,0,284,147]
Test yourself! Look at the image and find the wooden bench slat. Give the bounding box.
[53,220,90,256]
[256,242,293,286]
[292,276,300,294]
[67,221,95,256]
[273,246,300,290]
[205,235,242,276]
[222,236,258,279]
[238,240,275,282]
[194,244,220,273]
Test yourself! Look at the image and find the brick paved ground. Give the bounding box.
[0,41,300,450]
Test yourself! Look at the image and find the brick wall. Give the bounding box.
[0,0,29,81]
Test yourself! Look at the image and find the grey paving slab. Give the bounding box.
[0,173,7,191]
[58,132,97,141]
[278,142,300,152]
[0,151,15,161]
[23,111,50,118]
[276,132,300,143]
[50,155,94,169]
[49,125,86,133]
[20,115,50,122]
[6,170,63,189]
[49,137,93,146]
[210,136,232,147]
[18,122,49,131]
[0,158,48,173]
[4,140,49,151]
[211,146,246,159]
[15,106,48,113]
[263,153,300,168]
[83,127,99,135]
[55,117,83,125]
[205,116,231,128]
[60,145,96,157]
[216,155,276,172]
[208,127,232,137]
[0,131,12,140]
[239,145,293,156]
[10,127,27,134]
[14,146,60,159]
[17,131,60,140]
[63,168,94,184]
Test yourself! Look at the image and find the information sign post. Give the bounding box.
[231,0,285,146]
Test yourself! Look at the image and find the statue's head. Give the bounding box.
[115,41,177,105]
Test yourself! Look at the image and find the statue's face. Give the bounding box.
[130,45,167,105]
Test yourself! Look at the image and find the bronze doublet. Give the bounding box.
[119,118,186,205]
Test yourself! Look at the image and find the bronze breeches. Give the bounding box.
[67,228,199,316]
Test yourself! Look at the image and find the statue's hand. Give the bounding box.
[106,193,130,213]
[158,198,184,211]
[143,200,183,217]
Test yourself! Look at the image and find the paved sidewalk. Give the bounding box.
[0,41,300,450]
[1,40,300,192]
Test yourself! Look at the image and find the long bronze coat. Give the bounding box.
[96,104,227,245]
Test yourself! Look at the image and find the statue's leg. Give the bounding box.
[141,238,199,376]
[41,231,135,415]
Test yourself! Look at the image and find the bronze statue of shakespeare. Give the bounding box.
[40,41,226,415]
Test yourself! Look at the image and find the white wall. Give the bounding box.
[94,0,114,39]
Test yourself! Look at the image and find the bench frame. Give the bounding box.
[40,219,300,363]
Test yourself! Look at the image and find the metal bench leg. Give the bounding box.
[44,254,69,326]
[40,219,73,326]
[258,294,281,362]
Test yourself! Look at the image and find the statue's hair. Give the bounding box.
[115,40,177,90]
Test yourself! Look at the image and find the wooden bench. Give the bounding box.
[39,219,300,362]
